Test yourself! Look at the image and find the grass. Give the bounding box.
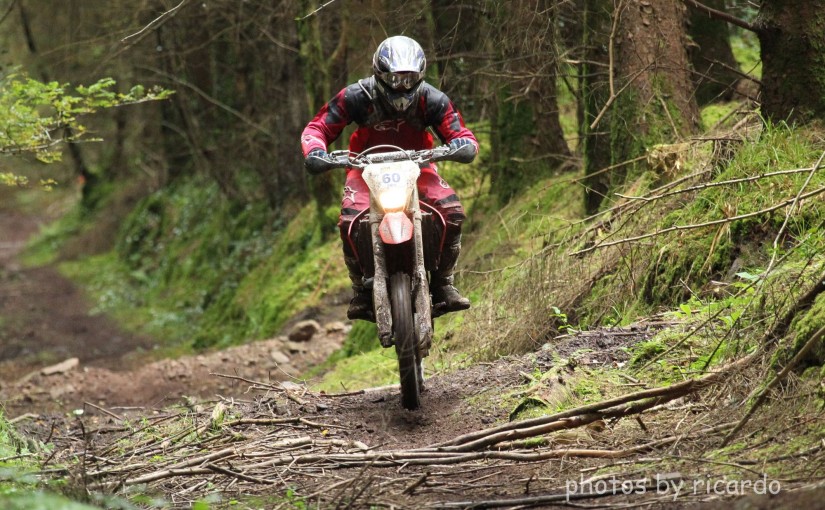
[0,410,102,510]
[310,348,400,393]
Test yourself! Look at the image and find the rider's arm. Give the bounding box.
[424,86,479,154]
[300,86,355,157]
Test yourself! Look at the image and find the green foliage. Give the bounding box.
[701,102,742,130]
[0,72,172,169]
[730,28,762,79]
[1,411,101,510]
[60,177,349,350]
[0,493,100,510]
[630,340,666,366]
[786,291,825,366]
[328,321,380,362]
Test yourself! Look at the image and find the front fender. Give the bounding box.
[378,211,414,244]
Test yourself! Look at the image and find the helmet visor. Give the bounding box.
[376,70,423,91]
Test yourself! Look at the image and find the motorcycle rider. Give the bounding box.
[301,35,478,321]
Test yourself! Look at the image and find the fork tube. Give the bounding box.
[370,210,393,347]
[412,202,433,354]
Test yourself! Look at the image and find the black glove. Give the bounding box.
[305,148,332,175]
[447,138,477,163]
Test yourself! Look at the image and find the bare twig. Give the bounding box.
[138,66,273,137]
[766,149,825,275]
[403,471,430,495]
[682,0,760,33]
[296,0,339,21]
[121,0,189,42]
[8,413,39,424]
[616,165,822,202]
[589,66,652,130]
[83,401,124,422]
[571,183,825,256]
[722,324,825,446]
[204,463,274,484]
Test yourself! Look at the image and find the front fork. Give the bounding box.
[371,208,434,354]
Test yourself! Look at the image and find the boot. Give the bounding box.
[431,229,471,312]
[344,253,374,321]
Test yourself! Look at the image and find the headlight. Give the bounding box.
[377,188,407,212]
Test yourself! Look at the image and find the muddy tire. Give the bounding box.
[391,272,421,410]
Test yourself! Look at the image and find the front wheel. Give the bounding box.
[390,272,421,410]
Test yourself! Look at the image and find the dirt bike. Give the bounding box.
[321,143,474,410]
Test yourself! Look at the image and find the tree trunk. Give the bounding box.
[583,0,700,212]
[430,1,483,111]
[487,0,572,203]
[581,0,613,215]
[758,0,825,123]
[612,0,699,151]
[296,0,339,218]
[687,0,742,105]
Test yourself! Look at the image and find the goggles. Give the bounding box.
[376,70,423,91]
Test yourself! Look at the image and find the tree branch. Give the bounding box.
[571,183,825,256]
[722,324,825,446]
[682,0,760,33]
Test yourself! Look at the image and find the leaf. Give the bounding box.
[735,271,760,282]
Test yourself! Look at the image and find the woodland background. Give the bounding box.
[0,0,825,378]
[1,1,825,507]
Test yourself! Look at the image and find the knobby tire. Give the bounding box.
[391,272,421,410]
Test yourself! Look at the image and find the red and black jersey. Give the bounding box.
[301,76,477,159]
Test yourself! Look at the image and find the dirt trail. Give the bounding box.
[0,190,152,382]
[0,189,345,415]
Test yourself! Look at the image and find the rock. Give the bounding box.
[287,320,321,342]
[285,341,309,353]
[270,350,290,364]
[325,321,347,333]
[41,358,80,376]
[49,383,77,399]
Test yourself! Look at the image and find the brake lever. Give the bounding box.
[429,146,452,162]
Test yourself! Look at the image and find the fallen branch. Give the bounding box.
[571,183,825,256]
[722,324,825,446]
[204,462,274,484]
[616,165,821,203]
[432,354,751,452]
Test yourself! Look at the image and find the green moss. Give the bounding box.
[1,410,101,510]
[786,292,825,366]
[701,102,741,130]
[310,347,399,393]
[630,340,666,366]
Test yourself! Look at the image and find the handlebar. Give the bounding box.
[325,145,452,170]
[306,142,476,174]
